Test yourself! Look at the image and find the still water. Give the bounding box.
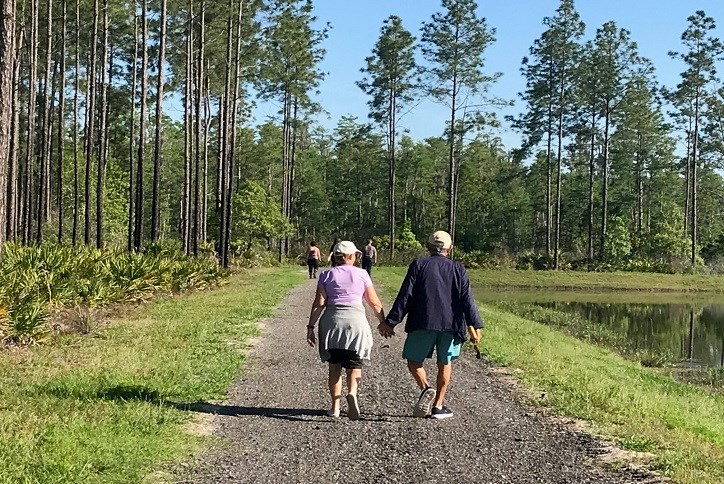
[474,289,724,368]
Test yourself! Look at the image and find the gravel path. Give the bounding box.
[176,277,658,484]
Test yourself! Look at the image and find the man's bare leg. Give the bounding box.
[432,362,452,408]
[407,360,429,389]
[408,360,436,417]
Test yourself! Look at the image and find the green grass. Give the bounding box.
[464,268,724,292]
[374,267,724,484]
[0,267,305,484]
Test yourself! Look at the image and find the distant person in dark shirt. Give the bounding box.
[377,230,483,420]
[362,239,377,276]
[328,238,342,267]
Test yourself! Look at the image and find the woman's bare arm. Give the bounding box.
[306,286,326,346]
[363,285,386,325]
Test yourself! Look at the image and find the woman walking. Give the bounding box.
[306,241,386,420]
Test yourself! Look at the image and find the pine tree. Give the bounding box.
[258,0,327,259]
[668,10,723,266]
[539,0,584,268]
[357,15,417,258]
[420,0,500,244]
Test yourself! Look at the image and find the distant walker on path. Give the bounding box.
[377,230,483,420]
[362,239,377,276]
[306,241,387,420]
[306,241,321,279]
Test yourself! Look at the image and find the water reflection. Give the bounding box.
[475,289,724,368]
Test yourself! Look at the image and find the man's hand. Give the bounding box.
[377,322,395,338]
[467,326,481,345]
[306,327,316,346]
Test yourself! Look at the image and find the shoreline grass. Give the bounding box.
[465,268,724,292]
[0,267,305,484]
[374,267,724,484]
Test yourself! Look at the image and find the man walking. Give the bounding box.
[306,241,322,279]
[362,239,377,276]
[377,231,483,419]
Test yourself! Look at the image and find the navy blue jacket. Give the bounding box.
[385,255,484,343]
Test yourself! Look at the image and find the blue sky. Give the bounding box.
[253,0,724,151]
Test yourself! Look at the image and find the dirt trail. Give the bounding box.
[176,277,658,484]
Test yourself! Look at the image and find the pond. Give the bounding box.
[474,289,724,369]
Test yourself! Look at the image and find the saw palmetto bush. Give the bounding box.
[0,243,227,344]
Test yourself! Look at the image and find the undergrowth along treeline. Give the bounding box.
[0,243,227,344]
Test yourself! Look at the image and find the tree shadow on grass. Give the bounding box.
[41,383,162,403]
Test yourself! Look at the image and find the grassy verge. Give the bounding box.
[0,267,305,484]
[374,267,724,484]
[465,268,724,292]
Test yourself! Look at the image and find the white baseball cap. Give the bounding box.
[427,230,453,249]
[333,241,362,256]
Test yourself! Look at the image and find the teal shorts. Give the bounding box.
[402,330,461,364]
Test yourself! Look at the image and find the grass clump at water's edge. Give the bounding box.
[466,268,724,292]
[374,267,724,484]
[0,267,305,484]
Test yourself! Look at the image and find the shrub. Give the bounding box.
[515,251,556,270]
[0,243,229,344]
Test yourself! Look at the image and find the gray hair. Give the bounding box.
[427,243,447,255]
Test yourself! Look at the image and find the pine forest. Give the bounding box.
[0,0,724,273]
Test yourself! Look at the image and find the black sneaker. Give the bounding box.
[413,386,436,418]
[430,406,453,420]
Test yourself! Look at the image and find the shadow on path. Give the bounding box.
[167,401,328,422]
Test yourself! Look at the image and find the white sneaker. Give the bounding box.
[413,386,436,418]
[346,394,360,420]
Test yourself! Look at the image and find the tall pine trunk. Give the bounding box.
[57,0,67,243]
[224,0,243,266]
[0,0,15,254]
[84,0,99,245]
[218,0,233,267]
[691,90,700,266]
[192,0,205,255]
[95,0,109,248]
[599,103,611,258]
[7,14,21,243]
[133,0,148,251]
[201,70,209,242]
[151,0,167,241]
[72,0,80,245]
[181,0,193,254]
[587,111,595,267]
[446,71,457,251]
[23,0,39,245]
[36,0,53,242]
[127,12,138,251]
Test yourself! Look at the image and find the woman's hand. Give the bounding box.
[306,327,316,346]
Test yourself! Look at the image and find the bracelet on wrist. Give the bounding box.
[306,325,315,329]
